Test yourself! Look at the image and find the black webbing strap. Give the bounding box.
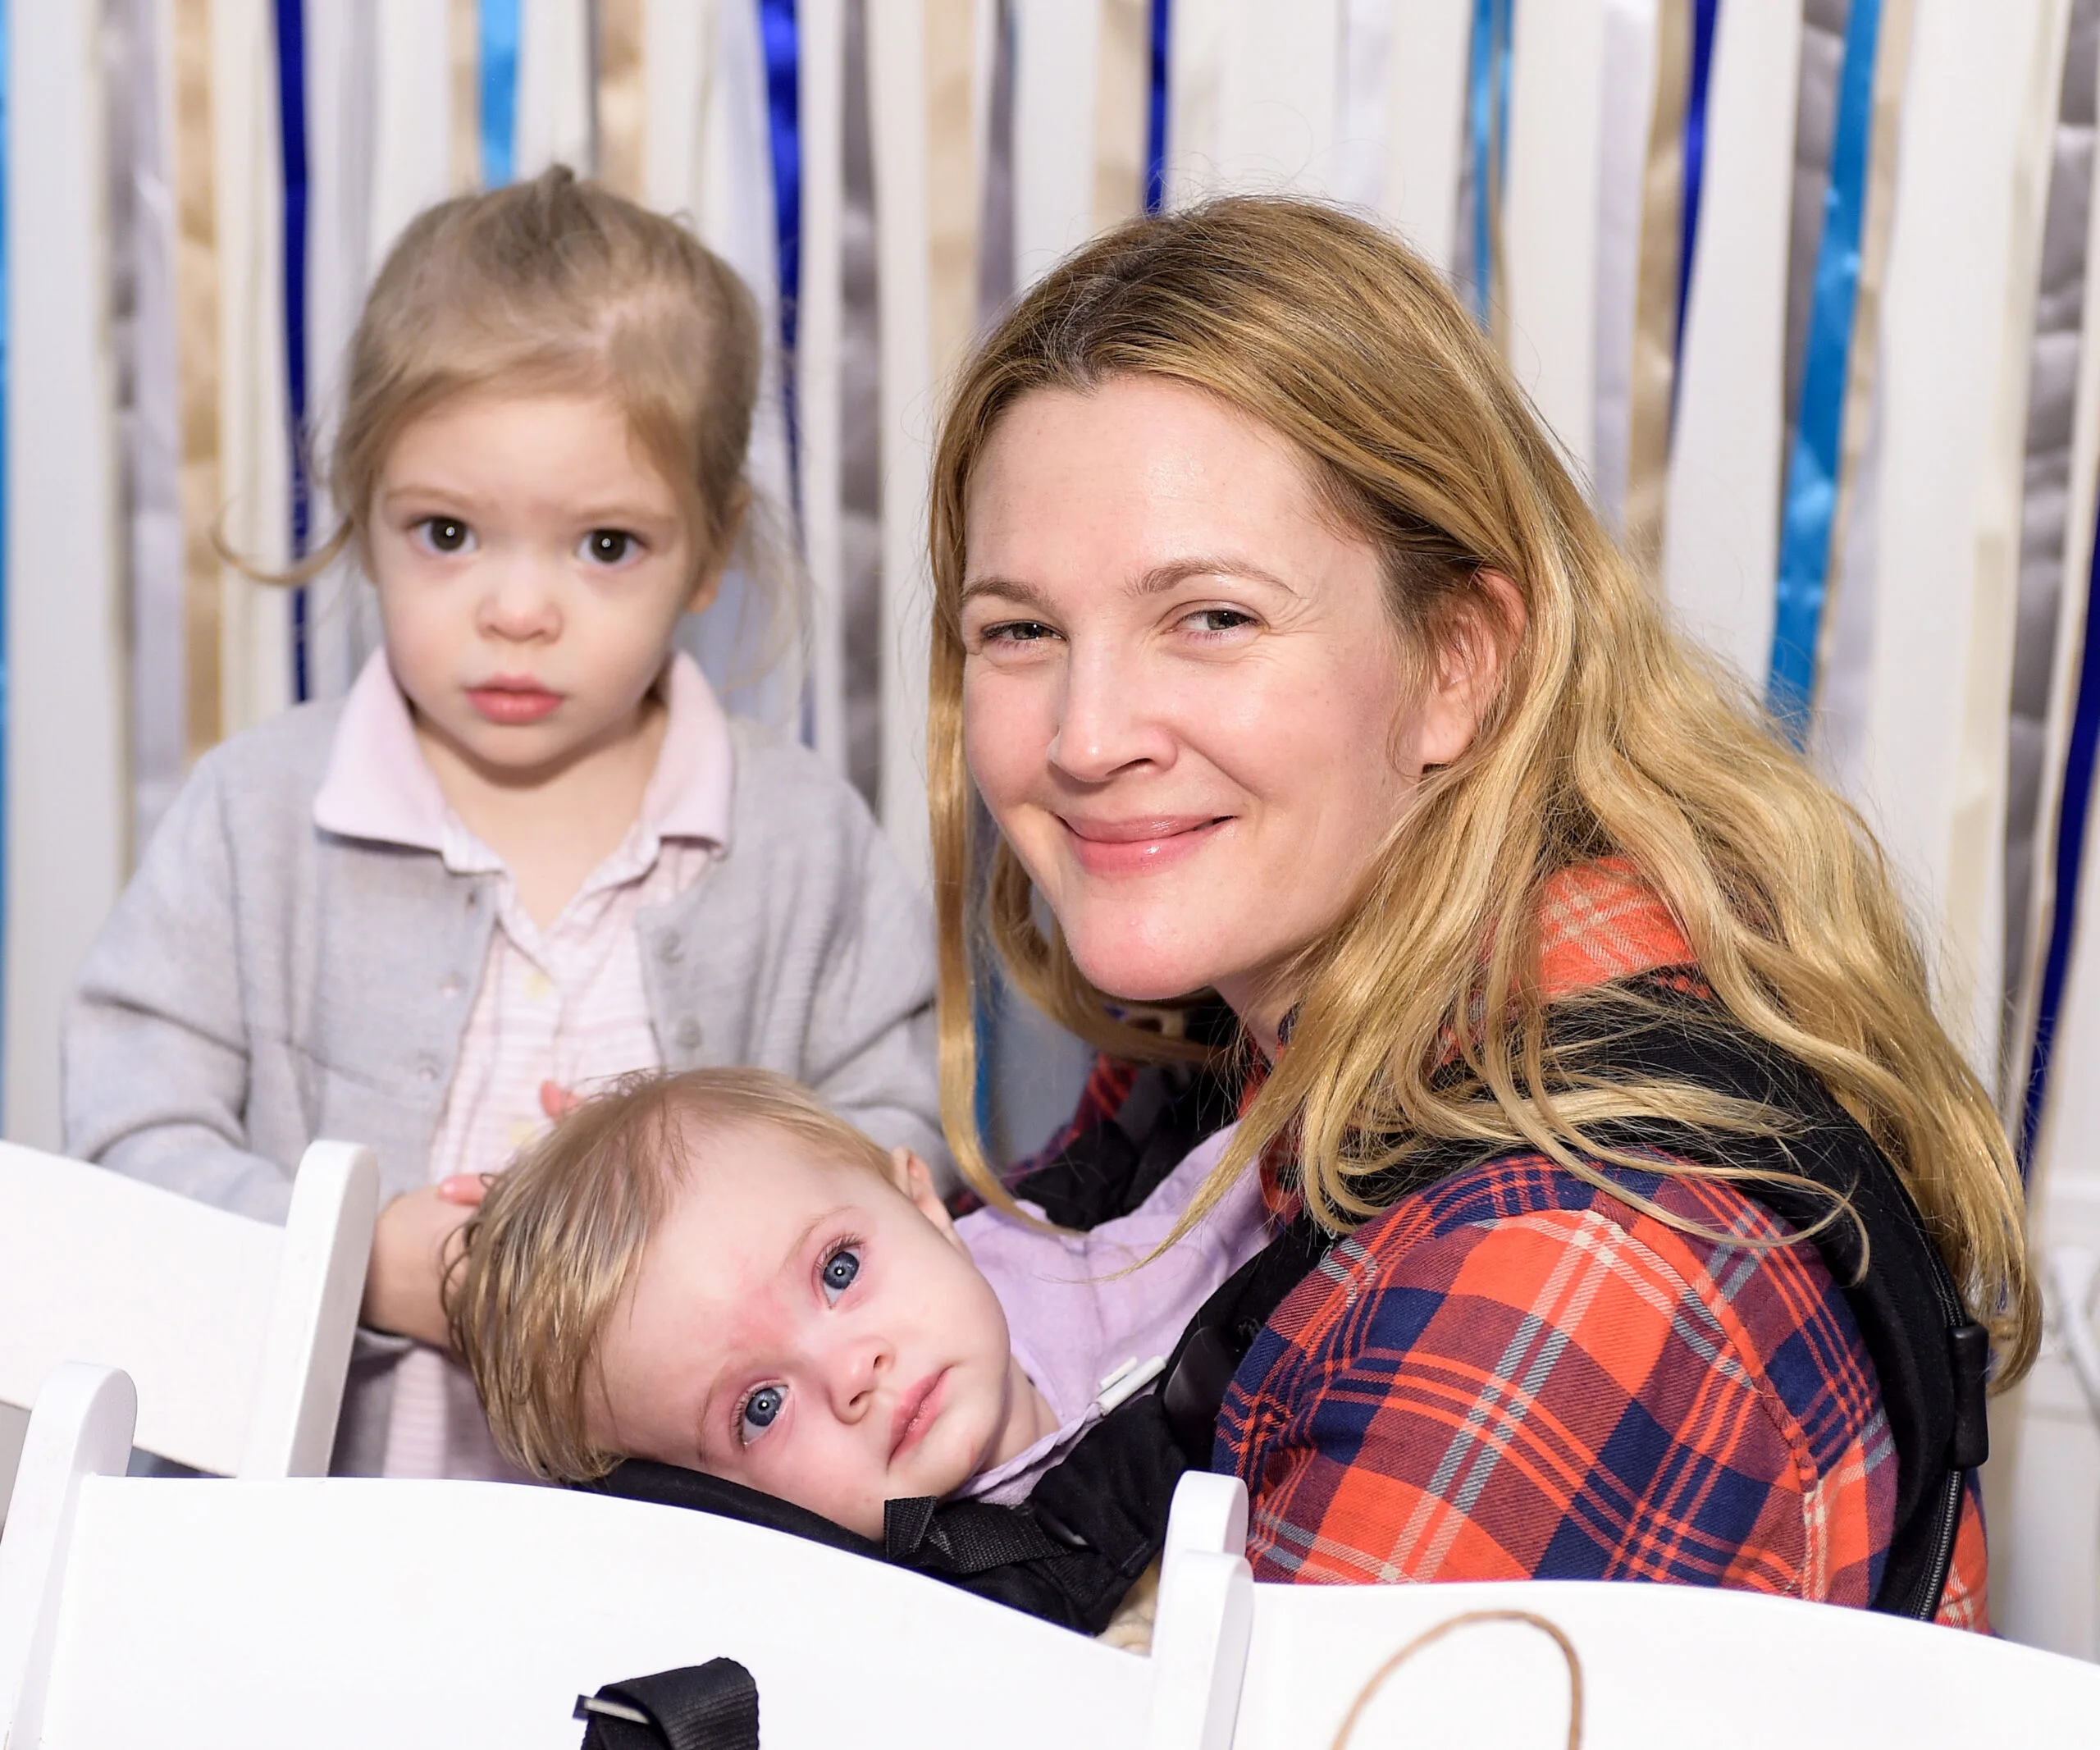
[574,1659,759,1750]
[589,980,1988,1627]
[590,1394,1182,1636]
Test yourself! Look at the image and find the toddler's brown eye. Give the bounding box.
[583,529,635,564]
[423,518,469,553]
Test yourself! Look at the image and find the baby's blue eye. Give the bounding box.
[821,1247,861,1301]
[741,1386,785,1442]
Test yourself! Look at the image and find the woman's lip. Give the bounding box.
[889,1369,947,1462]
[466,682,563,724]
[1059,814,1228,876]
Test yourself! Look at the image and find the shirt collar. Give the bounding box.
[313,649,735,854]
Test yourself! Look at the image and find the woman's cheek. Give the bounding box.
[961,669,1040,817]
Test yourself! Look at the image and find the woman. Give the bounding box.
[928,197,2031,1626]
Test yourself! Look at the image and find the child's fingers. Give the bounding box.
[540,1079,578,1120]
[436,1172,491,1206]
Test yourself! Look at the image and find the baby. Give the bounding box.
[447,1067,1267,1538]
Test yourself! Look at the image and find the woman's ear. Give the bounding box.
[685,484,753,616]
[888,1146,966,1250]
[1417,569,1526,767]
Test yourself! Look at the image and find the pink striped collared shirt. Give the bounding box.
[313,649,732,1479]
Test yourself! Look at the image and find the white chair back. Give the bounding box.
[0,1141,377,1478]
[5,1363,2098,1748]
[1234,1569,2100,1747]
[0,1365,1221,1750]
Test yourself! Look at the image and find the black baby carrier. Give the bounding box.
[588,980,1991,1634]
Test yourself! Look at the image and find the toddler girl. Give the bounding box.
[446,1067,1267,1536]
[62,168,943,1478]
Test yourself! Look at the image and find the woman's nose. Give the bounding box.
[1047,642,1174,783]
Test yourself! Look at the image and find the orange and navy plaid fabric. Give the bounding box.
[1217,861,1989,1625]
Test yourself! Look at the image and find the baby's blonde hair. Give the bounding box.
[447,1067,893,1483]
[304,165,762,585]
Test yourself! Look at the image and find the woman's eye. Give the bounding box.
[1183,607,1255,635]
[418,517,473,555]
[740,1385,786,1444]
[821,1246,861,1303]
[980,619,1058,647]
[580,528,638,565]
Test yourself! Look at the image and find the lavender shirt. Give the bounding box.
[956,1126,1272,1504]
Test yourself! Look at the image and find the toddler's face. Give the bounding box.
[368,389,711,784]
[588,1128,1022,1538]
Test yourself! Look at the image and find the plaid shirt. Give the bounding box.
[1217,1154,1987,1624]
[1016,862,1990,1624]
[1217,863,1988,1625]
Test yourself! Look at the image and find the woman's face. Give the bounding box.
[961,377,1487,1045]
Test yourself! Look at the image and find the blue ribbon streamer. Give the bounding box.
[759,0,801,504]
[1767,0,1882,737]
[273,0,310,701]
[1674,0,1720,363]
[481,0,519,189]
[1144,0,1171,212]
[1466,0,1513,326]
[2020,492,2100,1172]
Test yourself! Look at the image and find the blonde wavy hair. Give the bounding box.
[447,1067,894,1483]
[926,196,2036,1378]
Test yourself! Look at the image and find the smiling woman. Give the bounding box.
[959,377,1501,1054]
[928,197,2033,1624]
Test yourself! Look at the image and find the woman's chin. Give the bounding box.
[1065,938,1225,1009]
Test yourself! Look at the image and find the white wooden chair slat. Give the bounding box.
[10,1368,2100,1748]
[0,1141,377,1481]
[1235,1574,2100,1748]
[39,1476,1154,1749]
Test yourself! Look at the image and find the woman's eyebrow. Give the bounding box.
[960,575,1056,614]
[961,557,1293,610]
[1130,555,1294,596]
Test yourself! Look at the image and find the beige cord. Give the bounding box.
[1329,1609,1584,1750]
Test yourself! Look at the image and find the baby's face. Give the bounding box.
[588,1127,1020,1538]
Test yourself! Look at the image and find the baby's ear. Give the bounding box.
[889,1146,963,1247]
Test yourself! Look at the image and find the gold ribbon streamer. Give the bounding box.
[924,0,979,382]
[1623,0,1691,578]
[596,0,647,200]
[1093,0,1150,231]
[1811,0,1916,701]
[450,0,482,194]
[172,0,223,759]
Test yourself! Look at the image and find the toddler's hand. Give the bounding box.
[362,1184,477,1349]
[436,1172,491,1206]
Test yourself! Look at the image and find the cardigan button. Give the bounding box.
[412,1053,442,1084]
[438,975,463,999]
[673,1017,703,1051]
[657,933,685,965]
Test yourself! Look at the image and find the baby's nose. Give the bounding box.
[823,1336,888,1419]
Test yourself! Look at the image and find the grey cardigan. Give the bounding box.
[62,696,944,1473]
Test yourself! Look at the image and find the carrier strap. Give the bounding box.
[573,1658,760,1750]
[596,979,1988,1628]
[1153,980,1989,1620]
